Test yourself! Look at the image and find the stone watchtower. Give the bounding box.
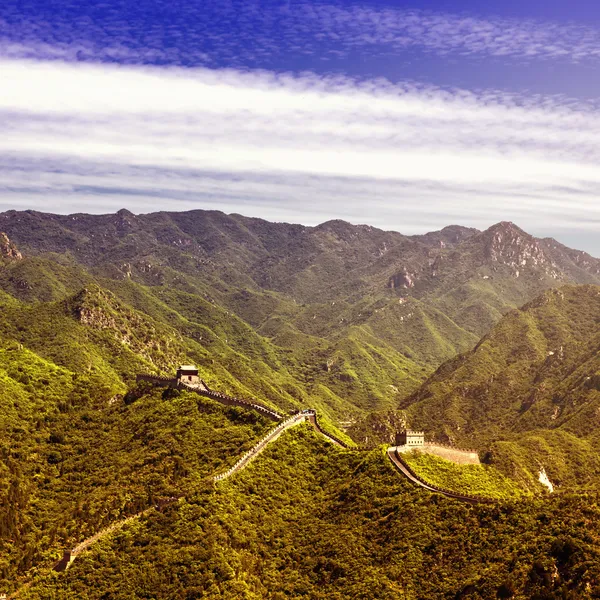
[395,429,425,447]
[176,365,199,384]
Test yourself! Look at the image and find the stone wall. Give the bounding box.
[396,443,480,465]
[422,443,480,465]
[136,374,178,387]
[214,414,305,482]
[180,384,282,422]
[305,411,351,448]
[390,448,494,504]
[135,374,283,421]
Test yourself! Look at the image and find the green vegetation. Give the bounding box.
[487,430,600,493]
[18,428,600,599]
[0,372,272,588]
[2,211,598,426]
[402,450,528,500]
[401,285,600,490]
[2,211,600,597]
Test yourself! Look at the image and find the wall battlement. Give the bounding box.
[179,383,282,421]
[135,373,283,421]
[136,374,178,386]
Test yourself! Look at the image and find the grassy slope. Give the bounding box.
[19,428,600,600]
[402,450,529,500]
[0,286,186,388]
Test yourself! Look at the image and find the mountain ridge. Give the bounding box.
[2,208,600,598]
[0,208,598,423]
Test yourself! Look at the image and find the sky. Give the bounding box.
[1,0,600,255]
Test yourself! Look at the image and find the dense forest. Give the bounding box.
[18,427,600,599]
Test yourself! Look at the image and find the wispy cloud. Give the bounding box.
[3,1,600,67]
[1,58,600,254]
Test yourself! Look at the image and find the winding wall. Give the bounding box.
[387,447,495,504]
[138,374,491,500]
[8,408,495,598]
[35,416,307,582]
[136,374,282,421]
[305,412,350,448]
[7,381,496,597]
[214,414,306,481]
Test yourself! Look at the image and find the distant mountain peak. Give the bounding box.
[485,220,527,236]
[314,219,359,237]
[477,221,556,276]
[114,208,137,234]
[410,224,479,249]
[0,232,23,260]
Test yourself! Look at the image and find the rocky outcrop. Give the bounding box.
[0,233,22,261]
[69,286,186,370]
[388,270,415,289]
[481,222,560,278]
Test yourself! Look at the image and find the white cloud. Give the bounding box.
[1,58,600,254]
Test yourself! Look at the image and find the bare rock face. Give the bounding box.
[388,270,415,289]
[0,232,22,260]
[481,222,561,279]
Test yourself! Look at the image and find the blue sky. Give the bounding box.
[1,0,600,254]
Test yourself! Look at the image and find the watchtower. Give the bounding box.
[395,429,425,447]
[176,365,199,384]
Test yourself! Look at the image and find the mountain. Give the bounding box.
[0,353,274,587]
[16,427,600,600]
[2,209,600,598]
[0,210,598,425]
[397,285,600,490]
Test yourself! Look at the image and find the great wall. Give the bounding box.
[135,374,283,421]
[7,374,494,599]
[387,448,495,504]
[137,374,496,504]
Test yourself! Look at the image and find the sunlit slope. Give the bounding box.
[18,427,600,600]
[1,211,600,424]
[0,365,273,587]
[402,285,600,489]
[405,285,600,440]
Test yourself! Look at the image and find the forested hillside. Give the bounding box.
[398,285,600,491]
[1,369,272,587]
[2,209,600,598]
[18,428,600,600]
[1,209,599,421]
